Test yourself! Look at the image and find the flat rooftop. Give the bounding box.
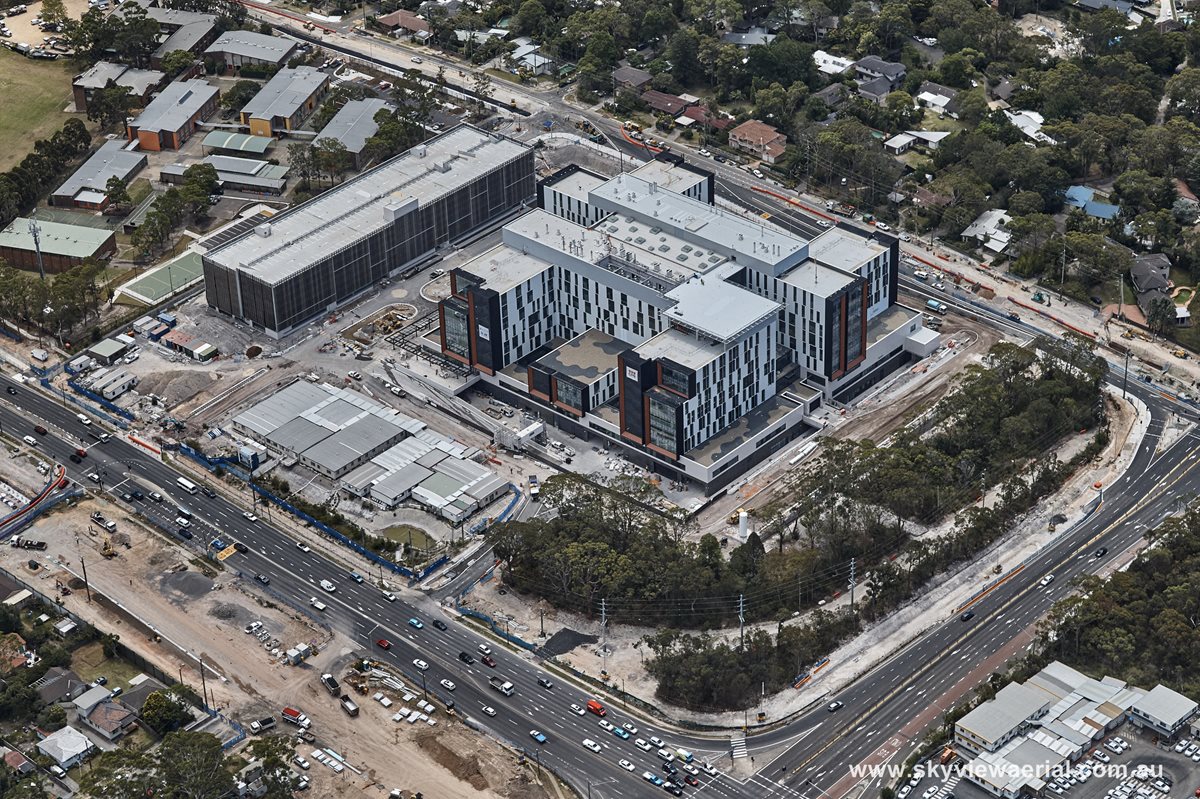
[129,79,218,135]
[780,260,859,298]
[663,275,780,343]
[634,327,724,370]
[457,241,552,294]
[535,329,628,384]
[867,303,920,345]
[589,173,808,274]
[629,159,708,196]
[240,66,328,121]
[807,226,889,271]
[595,212,730,280]
[316,98,394,154]
[544,166,608,203]
[0,218,112,258]
[688,391,813,466]
[205,125,530,285]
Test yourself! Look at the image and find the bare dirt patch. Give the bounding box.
[416,731,490,791]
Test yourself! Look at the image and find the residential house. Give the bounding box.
[0,633,26,675]
[52,140,148,210]
[1,748,34,776]
[812,49,854,76]
[508,38,552,76]
[36,725,94,769]
[1004,109,1057,144]
[34,667,88,705]
[315,98,395,168]
[962,209,1012,253]
[729,119,788,164]
[375,9,431,41]
[884,133,916,154]
[722,27,775,47]
[125,79,220,151]
[1063,185,1120,221]
[812,83,851,113]
[678,104,733,131]
[885,129,952,154]
[204,30,299,70]
[72,61,165,115]
[915,81,961,117]
[1131,253,1188,326]
[613,65,653,92]
[853,55,906,89]
[1076,0,1135,15]
[239,66,329,137]
[641,90,694,116]
[453,28,506,45]
[118,677,168,714]
[81,700,138,741]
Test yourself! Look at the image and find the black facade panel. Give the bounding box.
[471,289,503,373]
[618,352,654,441]
[529,365,552,397]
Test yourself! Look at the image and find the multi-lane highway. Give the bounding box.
[1,299,1194,799]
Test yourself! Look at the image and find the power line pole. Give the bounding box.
[848,557,856,611]
[738,594,745,651]
[600,598,608,675]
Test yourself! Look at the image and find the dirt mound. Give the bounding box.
[137,369,218,408]
[415,731,489,791]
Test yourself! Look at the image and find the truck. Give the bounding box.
[489,676,515,696]
[320,674,340,696]
[528,475,540,500]
[833,203,856,217]
[586,699,607,717]
[339,695,359,717]
[925,299,948,315]
[281,707,311,729]
[9,537,46,551]
[249,716,276,734]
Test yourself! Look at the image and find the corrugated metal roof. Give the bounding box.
[0,218,113,259]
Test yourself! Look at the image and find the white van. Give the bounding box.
[310,598,328,611]
[21,435,36,446]
[320,579,336,593]
[76,413,91,426]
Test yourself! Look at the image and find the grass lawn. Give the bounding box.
[920,108,965,134]
[0,49,79,172]
[379,524,437,551]
[70,641,144,690]
[127,177,153,206]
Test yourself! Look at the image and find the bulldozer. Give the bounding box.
[100,537,117,559]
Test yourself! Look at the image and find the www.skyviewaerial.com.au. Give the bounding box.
[850,763,1166,783]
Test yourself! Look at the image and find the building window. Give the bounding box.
[648,398,678,454]
[443,302,470,359]
[555,379,583,409]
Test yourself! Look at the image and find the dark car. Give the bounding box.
[376,639,392,650]
[233,542,249,553]
[5,386,15,395]
[482,655,496,668]
[458,651,474,665]
[960,610,975,622]
[432,619,448,631]
[201,486,217,498]
[537,677,553,690]
[662,763,677,775]
[34,424,47,435]
[131,490,143,500]
[255,573,270,585]
[1094,547,1108,558]
[69,454,81,463]
[177,528,193,540]
[120,492,134,502]
[684,776,699,787]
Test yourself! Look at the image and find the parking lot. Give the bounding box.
[902,726,1200,799]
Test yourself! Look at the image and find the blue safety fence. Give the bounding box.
[457,606,537,651]
[469,485,522,535]
[178,445,423,580]
[220,717,247,750]
[65,378,136,420]
[0,487,83,540]
[0,323,23,343]
[41,377,132,429]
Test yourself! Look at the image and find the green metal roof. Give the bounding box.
[201,131,274,155]
[0,218,113,259]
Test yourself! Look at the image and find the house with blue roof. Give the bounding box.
[1064,185,1120,221]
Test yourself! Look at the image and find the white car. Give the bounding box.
[293,756,310,770]
[382,591,396,602]
[701,763,717,776]
[413,659,429,671]
[817,219,832,227]
[681,763,699,776]
[411,56,423,63]
[582,739,601,753]
[320,580,336,593]
[598,720,614,732]
[900,233,912,241]
[923,786,939,799]
[1174,739,1190,753]
[481,705,496,716]
[622,722,638,734]
[650,736,666,748]
[897,787,912,799]
[876,222,891,232]
[698,149,711,157]
[296,541,311,552]
[347,371,362,381]
[440,679,456,691]
[619,759,636,772]
[88,472,100,482]
[752,169,764,179]
[635,738,652,751]
[243,511,257,522]
[570,704,586,716]
[933,281,946,290]
[1039,574,1055,588]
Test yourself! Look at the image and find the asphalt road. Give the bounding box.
[0,375,732,799]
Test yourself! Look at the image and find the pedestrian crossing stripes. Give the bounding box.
[731,736,748,759]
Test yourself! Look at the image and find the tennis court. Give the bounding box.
[116,251,204,305]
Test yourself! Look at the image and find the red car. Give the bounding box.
[684,776,699,787]
[376,639,391,650]
[482,655,496,668]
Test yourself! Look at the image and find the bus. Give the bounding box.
[177,477,198,495]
